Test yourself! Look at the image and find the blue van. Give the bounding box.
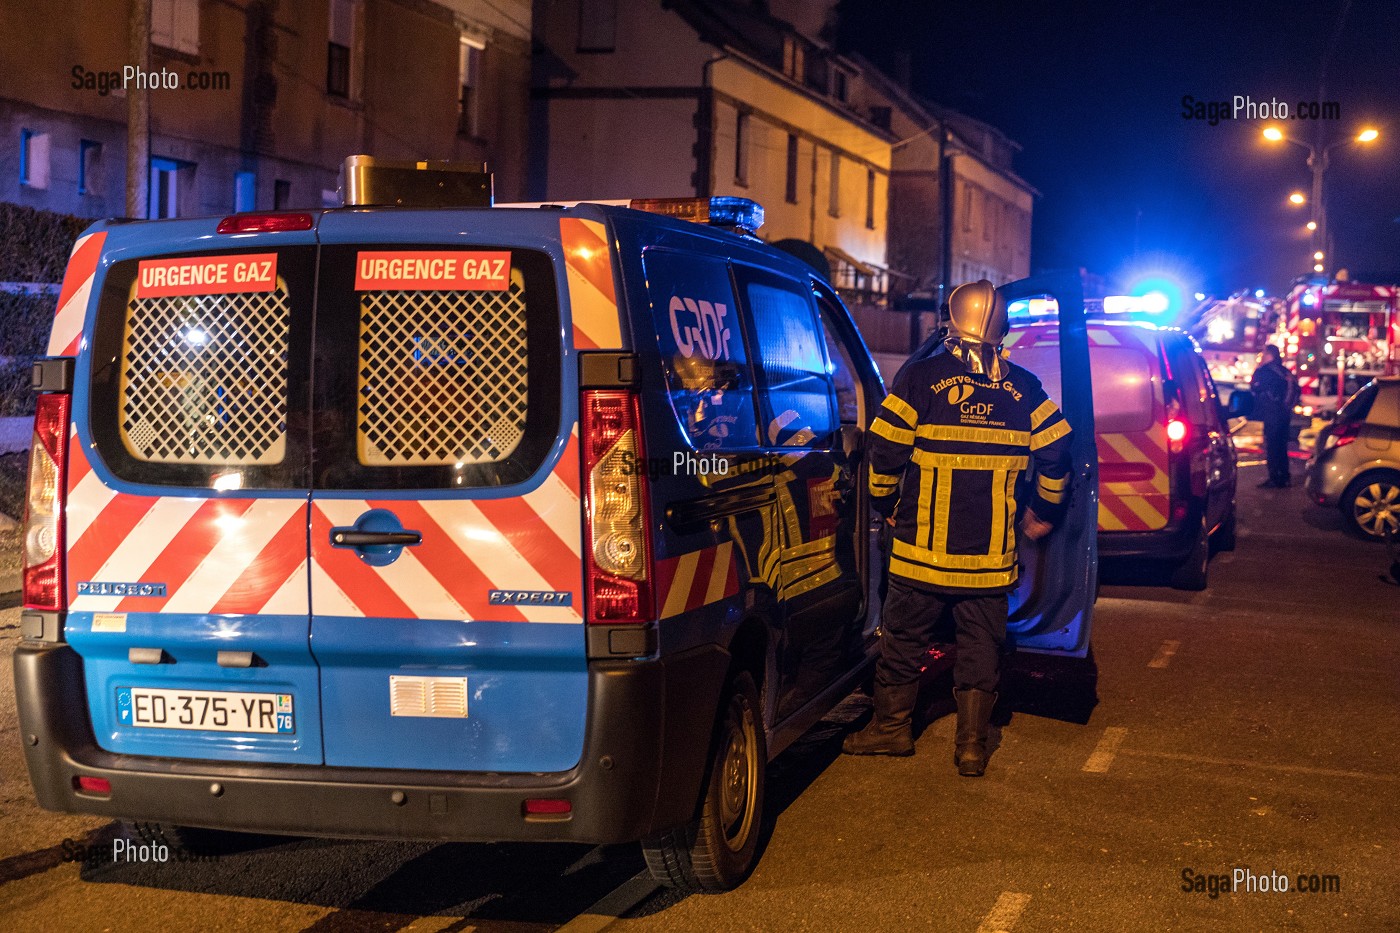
[16,159,1097,891]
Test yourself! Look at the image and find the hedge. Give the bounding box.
[0,203,86,416]
[0,202,89,283]
[0,290,56,416]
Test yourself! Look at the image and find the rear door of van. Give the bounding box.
[308,209,590,772]
[65,222,323,764]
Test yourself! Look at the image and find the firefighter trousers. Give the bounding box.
[877,580,1009,694]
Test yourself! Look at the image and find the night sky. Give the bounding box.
[836,0,1400,297]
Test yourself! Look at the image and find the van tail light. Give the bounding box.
[580,390,654,624]
[1165,416,1188,452]
[1324,423,1360,450]
[23,393,71,611]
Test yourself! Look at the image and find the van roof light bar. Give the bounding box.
[628,197,765,236]
[339,155,493,208]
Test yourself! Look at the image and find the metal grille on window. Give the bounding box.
[119,288,290,464]
[358,273,528,466]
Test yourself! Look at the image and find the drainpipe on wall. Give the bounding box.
[126,0,151,219]
[699,54,730,198]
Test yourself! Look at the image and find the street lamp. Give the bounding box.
[1306,220,1317,231]
[1262,124,1381,270]
[1288,192,1307,205]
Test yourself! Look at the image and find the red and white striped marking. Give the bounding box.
[654,541,740,619]
[309,431,584,622]
[66,442,309,616]
[47,231,107,357]
[560,218,622,350]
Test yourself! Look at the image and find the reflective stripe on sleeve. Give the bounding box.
[880,393,918,428]
[871,419,915,446]
[1030,418,1072,450]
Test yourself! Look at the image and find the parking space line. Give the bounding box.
[553,871,659,933]
[974,891,1032,933]
[1082,726,1128,773]
[1119,748,1400,782]
[1147,639,1181,669]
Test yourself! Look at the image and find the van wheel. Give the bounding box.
[121,821,258,857]
[641,671,766,893]
[1211,507,1237,553]
[1170,519,1209,591]
[1342,472,1400,540]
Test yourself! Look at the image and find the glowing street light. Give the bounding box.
[1313,250,1325,261]
[1314,263,1325,272]
[1262,125,1382,272]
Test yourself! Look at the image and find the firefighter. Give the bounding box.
[842,280,1074,777]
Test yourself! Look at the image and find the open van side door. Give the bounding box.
[999,273,1098,657]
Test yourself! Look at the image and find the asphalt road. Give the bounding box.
[1,455,1396,932]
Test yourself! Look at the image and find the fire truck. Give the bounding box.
[1282,279,1399,397]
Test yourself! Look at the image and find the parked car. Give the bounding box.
[1005,321,1240,590]
[1305,376,1400,540]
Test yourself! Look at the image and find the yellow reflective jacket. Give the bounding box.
[869,348,1073,594]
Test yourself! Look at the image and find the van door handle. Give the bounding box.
[331,530,422,547]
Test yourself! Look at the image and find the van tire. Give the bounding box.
[1170,519,1210,591]
[641,670,766,893]
[121,821,257,857]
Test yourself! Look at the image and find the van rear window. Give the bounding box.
[311,245,560,490]
[1010,342,1156,434]
[89,248,315,489]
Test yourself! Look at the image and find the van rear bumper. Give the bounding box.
[14,641,728,846]
[1096,500,1203,563]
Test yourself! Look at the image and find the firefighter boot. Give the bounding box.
[953,688,998,777]
[842,682,918,756]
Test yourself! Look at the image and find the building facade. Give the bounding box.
[0,0,532,224]
[530,0,894,299]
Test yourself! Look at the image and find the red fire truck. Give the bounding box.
[1283,280,1399,397]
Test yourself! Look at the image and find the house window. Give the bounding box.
[79,140,102,195]
[961,183,973,232]
[868,106,892,131]
[833,69,849,103]
[152,0,199,56]
[865,168,876,229]
[19,130,51,189]
[828,151,841,218]
[458,38,483,138]
[149,157,189,218]
[578,0,617,52]
[273,179,291,210]
[735,111,750,186]
[234,170,256,211]
[328,0,361,100]
[782,36,804,80]
[785,134,799,204]
[983,193,994,241]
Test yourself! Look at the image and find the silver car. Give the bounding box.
[1305,376,1400,539]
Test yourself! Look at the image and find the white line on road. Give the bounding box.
[1082,726,1128,773]
[1119,748,1400,782]
[975,892,1032,933]
[553,871,660,933]
[1147,639,1181,669]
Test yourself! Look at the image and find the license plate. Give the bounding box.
[116,687,295,734]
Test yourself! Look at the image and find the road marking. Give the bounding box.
[553,871,659,933]
[400,919,468,933]
[975,892,1032,933]
[1147,639,1181,669]
[1082,726,1128,773]
[1119,748,1400,782]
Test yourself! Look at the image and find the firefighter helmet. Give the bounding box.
[946,279,1008,346]
[944,280,1010,380]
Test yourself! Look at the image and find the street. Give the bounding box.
[0,456,1395,932]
